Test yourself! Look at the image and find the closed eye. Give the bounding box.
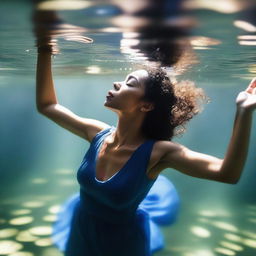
[126,78,136,87]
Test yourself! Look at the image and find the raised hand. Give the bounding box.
[32,8,93,54]
[236,78,256,112]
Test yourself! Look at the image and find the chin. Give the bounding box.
[104,100,111,108]
[104,102,120,114]
[104,101,113,109]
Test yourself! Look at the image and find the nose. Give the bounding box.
[113,82,121,90]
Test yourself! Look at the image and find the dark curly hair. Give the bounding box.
[141,67,208,140]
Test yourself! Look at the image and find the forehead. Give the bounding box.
[126,69,149,84]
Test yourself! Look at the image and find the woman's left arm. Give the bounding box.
[160,78,256,184]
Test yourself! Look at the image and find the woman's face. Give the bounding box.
[104,69,150,114]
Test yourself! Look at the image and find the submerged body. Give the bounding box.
[52,126,180,256]
[35,34,256,255]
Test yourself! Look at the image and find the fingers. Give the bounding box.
[236,91,248,105]
[246,77,256,93]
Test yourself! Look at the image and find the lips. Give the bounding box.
[107,91,114,97]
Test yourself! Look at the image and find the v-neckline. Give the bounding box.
[94,128,149,183]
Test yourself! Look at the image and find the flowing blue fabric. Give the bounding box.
[52,126,180,256]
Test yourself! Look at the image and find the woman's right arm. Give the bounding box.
[36,51,110,142]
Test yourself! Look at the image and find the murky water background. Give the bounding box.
[0,1,256,256]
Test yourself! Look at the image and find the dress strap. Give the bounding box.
[91,126,114,145]
[142,140,157,179]
[145,140,156,165]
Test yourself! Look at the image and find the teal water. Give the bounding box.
[1,1,256,256]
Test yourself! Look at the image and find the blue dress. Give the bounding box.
[51,126,180,256]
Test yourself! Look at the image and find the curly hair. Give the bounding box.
[141,67,208,140]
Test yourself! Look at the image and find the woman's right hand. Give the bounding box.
[236,78,256,113]
[32,9,60,54]
[32,8,93,55]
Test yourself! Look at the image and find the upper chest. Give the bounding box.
[96,139,166,181]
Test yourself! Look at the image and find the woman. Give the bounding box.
[36,43,256,256]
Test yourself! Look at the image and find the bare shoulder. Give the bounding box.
[148,140,184,178]
[83,118,111,143]
[154,140,185,161]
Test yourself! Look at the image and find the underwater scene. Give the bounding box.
[0,0,256,256]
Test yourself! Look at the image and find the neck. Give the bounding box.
[111,112,147,148]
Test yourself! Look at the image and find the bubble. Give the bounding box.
[85,66,101,74]
[28,226,52,236]
[16,231,38,242]
[241,230,256,239]
[198,210,217,217]
[234,20,256,33]
[248,218,256,224]
[243,239,256,248]
[0,218,6,224]
[22,201,45,208]
[0,240,23,254]
[43,215,57,222]
[190,226,211,238]
[211,221,238,232]
[34,238,53,247]
[184,249,215,256]
[55,169,73,175]
[224,233,243,242]
[190,36,221,47]
[40,248,61,256]
[31,178,48,184]
[248,64,256,74]
[239,41,256,46]
[37,0,92,11]
[220,241,243,251]
[11,209,31,216]
[48,205,61,214]
[9,252,34,256]
[214,247,235,255]
[58,179,76,186]
[9,216,34,226]
[0,229,18,238]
